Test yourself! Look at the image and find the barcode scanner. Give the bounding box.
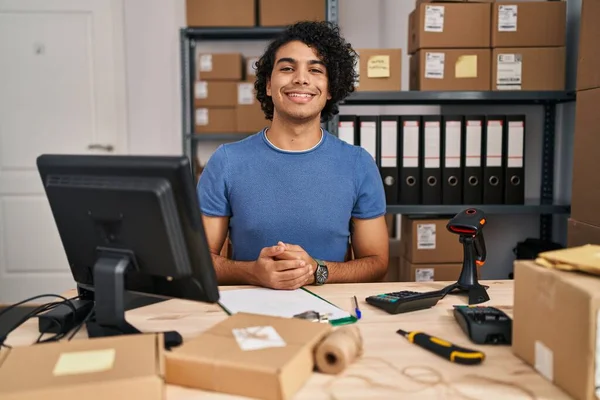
[442,208,490,305]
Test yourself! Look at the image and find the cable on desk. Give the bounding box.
[322,357,537,400]
[0,294,78,348]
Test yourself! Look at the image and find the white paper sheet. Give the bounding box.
[218,288,352,321]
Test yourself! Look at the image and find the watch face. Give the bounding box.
[316,265,328,284]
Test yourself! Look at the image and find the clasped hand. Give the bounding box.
[254,241,316,290]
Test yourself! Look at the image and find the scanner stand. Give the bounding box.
[442,235,490,305]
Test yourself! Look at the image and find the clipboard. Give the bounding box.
[218,287,358,326]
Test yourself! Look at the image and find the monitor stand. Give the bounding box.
[84,250,182,349]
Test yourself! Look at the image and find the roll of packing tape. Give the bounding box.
[315,325,363,374]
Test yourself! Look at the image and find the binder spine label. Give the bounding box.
[403,121,420,168]
[338,121,355,145]
[486,121,503,167]
[424,121,440,168]
[508,121,524,168]
[361,121,377,160]
[445,121,461,168]
[381,121,398,168]
[466,120,482,167]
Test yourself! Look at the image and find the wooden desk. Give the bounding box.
[6,281,570,400]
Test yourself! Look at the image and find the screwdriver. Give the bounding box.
[397,329,485,365]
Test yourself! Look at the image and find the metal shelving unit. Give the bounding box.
[179,0,574,241]
[333,90,576,241]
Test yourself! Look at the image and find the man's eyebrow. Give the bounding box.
[275,57,325,66]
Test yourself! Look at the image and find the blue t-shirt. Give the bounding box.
[197,129,386,262]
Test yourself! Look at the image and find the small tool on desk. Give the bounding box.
[397,329,485,365]
[351,296,362,319]
[293,310,330,323]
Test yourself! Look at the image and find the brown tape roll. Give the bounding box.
[314,325,363,374]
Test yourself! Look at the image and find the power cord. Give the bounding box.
[0,294,78,348]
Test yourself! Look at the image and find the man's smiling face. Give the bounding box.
[266,40,332,123]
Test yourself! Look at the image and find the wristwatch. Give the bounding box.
[313,258,329,285]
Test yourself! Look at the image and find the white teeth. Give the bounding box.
[288,93,313,98]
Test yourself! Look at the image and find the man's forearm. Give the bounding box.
[210,254,257,285]
[321,255,388,284]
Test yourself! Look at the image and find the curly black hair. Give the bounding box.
[254,20,358,123]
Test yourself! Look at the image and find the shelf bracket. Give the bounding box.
[540,102,556,242]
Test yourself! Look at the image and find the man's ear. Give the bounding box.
[266,78,271,97]
[327,91,332,100]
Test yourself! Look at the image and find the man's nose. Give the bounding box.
[293,68,309,85]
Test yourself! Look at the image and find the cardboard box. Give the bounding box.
[491,1,566,48]
[491,47,565,91]
[259,0,326,27]
[186,0,255,27]
[567,219,600,248]
[195,107,237,133]
[577,0,600,91]
[197,53,243,81]
[165,312,331,400]
[194,81,238,107]
[512,260,600,400]
[410,49,491,91]
[571,87,600,227]
[400,257,470,282]
[400,216,464,264]
[408,3,491,54]
[0,334,164,400]
[235,82,269,133]
[354,49,402,91]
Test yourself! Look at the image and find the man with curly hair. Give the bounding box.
[197,21,388,290]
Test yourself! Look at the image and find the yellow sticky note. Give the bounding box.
[53,349,116,376]
[367,55,390,78]
[455,55,478,78]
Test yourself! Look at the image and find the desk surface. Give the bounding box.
[6,280,570,400]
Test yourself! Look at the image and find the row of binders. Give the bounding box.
[338,114,525,206]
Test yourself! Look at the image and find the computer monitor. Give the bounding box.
[36,154,220,339]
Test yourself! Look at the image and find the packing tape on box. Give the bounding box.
[314,325,363,374]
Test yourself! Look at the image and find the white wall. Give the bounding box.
[122,0,576,279]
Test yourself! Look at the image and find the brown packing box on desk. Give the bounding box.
[354,48,402,91]
[195,107,237,133]
[491,47,565,91]
[400,257,469,282]
[512,260,600,400]
[568,219,600,248]
[491,1,566,48]
[259,0,326,27]
[194,81,237,107]
[165,312,332,400]
[577,0,600,91]
[571,87,600,227]
[0,334,164,400]
[186,0,255,27]
[410,49,491,91]
[197,53,243,81]
[400,216,463,264]
[408,3,491,54]
[236,82,269,133]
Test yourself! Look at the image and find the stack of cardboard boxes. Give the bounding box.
[194,53,268,135]
[186,0,326,27]
[408,0,566,91]
[397,216,471,282]
[567,0,600,247]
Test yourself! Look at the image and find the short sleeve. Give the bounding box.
[197,145,232,217]
[352,148,387,219]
